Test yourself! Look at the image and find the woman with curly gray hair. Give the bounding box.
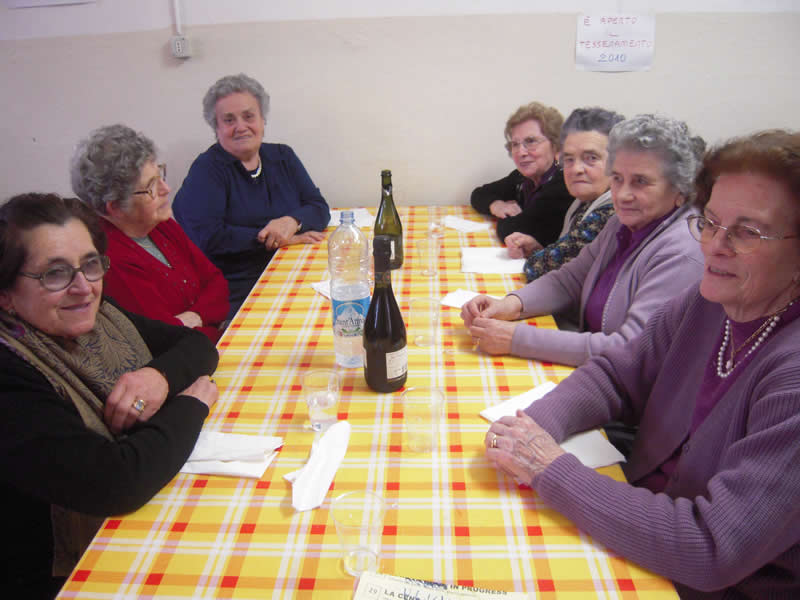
[71,124,229,342]
[461,114,705,368]
[173,73,330,319]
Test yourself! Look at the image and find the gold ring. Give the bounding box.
[132,397,146,413]
[491,434,498,449]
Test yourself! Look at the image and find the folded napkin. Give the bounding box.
[440,288,503,309]
[461,247,526,274]
[284,421,351,511]
[311,279,331,300]
[180,431,283,478]
[480,382,625,468]
[328,208,374,229]
[443,215,492,233]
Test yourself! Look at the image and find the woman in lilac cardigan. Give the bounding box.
[485,130,800,598]
[462,114,705,367]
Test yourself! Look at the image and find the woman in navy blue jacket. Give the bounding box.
[174,73,330,319]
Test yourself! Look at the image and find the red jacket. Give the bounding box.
[101,218,229,342]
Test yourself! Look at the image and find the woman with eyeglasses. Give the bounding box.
[470,101,574,246]
[462,114,704,367]
[173,73,330,319]
[71,124,229,342]
[483,130,800,598]
[0,193,219,599]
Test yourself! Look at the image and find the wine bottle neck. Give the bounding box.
[374,269,393,288]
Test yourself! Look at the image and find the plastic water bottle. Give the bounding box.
[328,211,371,367]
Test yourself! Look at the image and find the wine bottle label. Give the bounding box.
[388,239,396,261]
[332,297,370,337]
[385,345,408,380]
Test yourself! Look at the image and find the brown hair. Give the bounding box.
[695,130,800,213]
[0,193,106,292]
[504,102,564,151]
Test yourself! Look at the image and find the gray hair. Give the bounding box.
[607,114,705,199]
[202,73,270,132]
[559,107,625,147]
[70,124,156,214]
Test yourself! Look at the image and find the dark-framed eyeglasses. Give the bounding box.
[19,255,110,291]
[505,136,548,155]
[132,164,167,200]
[687,214,798,254]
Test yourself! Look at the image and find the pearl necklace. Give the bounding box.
[716,301,793,378]
[250,157,262,179]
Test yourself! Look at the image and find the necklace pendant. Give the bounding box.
[725,358,733,370]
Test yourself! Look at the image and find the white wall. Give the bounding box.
[1,3,800,207]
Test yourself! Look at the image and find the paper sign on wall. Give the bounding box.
[576,14,655,72]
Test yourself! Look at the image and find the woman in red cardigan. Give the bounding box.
[71,124,229,342]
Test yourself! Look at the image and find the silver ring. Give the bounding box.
[491,434,498,449]
[132,397,146,413]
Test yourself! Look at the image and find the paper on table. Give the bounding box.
[443,215,492,233]
[328,208,374,229]
[355,572,533,599]
[284,420,351,511]
[461,247,526,274]
[311,279,331,299]
[180,431,283,479]
[440,289,503,309]
[480,382,625,468]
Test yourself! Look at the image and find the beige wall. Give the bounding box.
[1,13,799,207]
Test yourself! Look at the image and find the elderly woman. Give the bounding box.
[485,130,800,598]
[462,114,704,367]
[470,101,574,246]
[174,73,330,318]
[504,107,624,281]
[0,194,218,599]
[71,124,229,343]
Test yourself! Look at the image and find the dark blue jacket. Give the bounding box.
[174,142,329,317]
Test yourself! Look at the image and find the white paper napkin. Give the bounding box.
[311,279,331,299]
[328,208,374,229]
[284,421,351,511]
[461,247,526,274]
[440,289,503,309]
[443,215,492,233]
[480,382,625,468]
[180,431,283,479]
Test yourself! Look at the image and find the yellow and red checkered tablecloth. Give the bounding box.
[57,206,677,599]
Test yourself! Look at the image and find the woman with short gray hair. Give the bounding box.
[71,124,229,342]
[174,73,330,319]
[461,114,705,368]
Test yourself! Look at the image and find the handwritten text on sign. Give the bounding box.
[576,14,655,72]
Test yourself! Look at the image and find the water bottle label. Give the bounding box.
[332,297,370,337]
[385,345,408,380]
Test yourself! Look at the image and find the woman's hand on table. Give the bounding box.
[257,216,300,250]
[289,230,326,246]
[175,310,203,329]
[486,410,565,485]
[468,317,516,355]
[504,232,542,259]
[489,199,522,219]
[180,375,218,411]
[104,367,169,434]
[461,294,522,328]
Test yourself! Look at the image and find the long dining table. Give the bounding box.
[57,205,677,599]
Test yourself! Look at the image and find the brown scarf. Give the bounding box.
[0,300,152,576]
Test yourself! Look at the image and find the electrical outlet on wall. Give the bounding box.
[170,35,192,59]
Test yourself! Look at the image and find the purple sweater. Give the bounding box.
[525,284,800,598]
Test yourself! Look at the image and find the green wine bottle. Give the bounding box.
[374,169,404,269]
[363,235,408,393]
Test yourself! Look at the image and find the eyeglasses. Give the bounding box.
[687,214,798,254]
[505,136,548,155]
[133,164,167,200]
[20,255,110,291]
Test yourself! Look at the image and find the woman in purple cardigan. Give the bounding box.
[485,130,800,598]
